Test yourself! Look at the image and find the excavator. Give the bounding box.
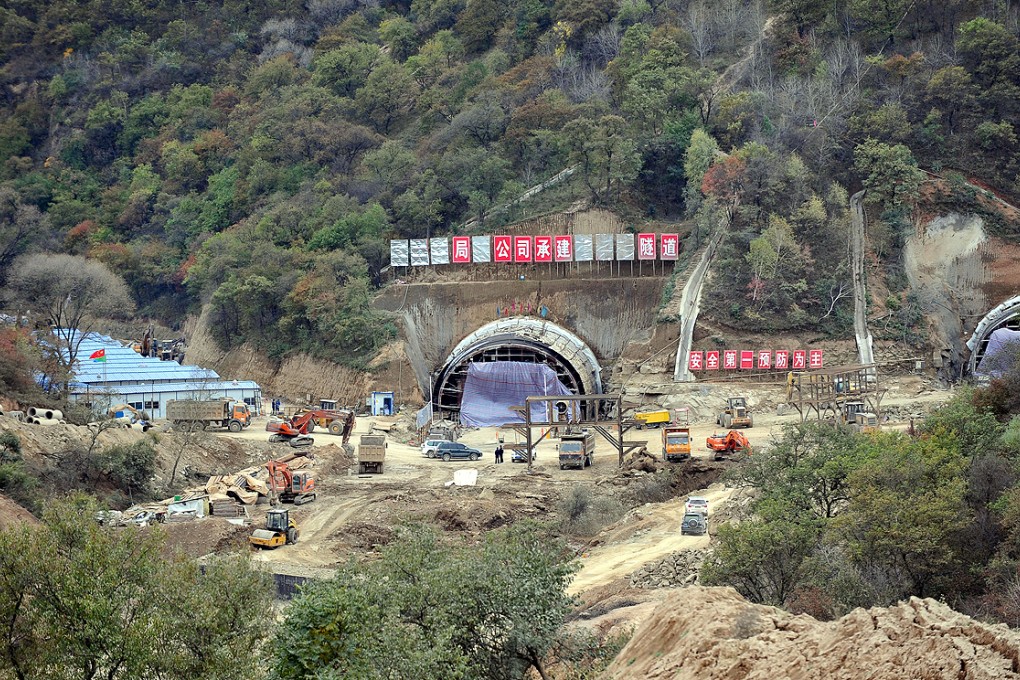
[706,430,752,460]
[266,409,356,447]
[266,459,317,505]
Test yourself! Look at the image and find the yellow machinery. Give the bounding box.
[249,508,299,549]
[841,402,880,434]
[634,409,671,429]
[717,397,753,429]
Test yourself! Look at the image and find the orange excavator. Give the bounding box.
[706,430,751,460]
[266,459,317,505]
[266,409,356,447]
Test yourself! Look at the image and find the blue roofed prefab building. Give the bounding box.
[64,331,263,418]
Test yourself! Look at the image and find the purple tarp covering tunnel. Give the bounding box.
[459,361,575,427]
[976,328,1020,376]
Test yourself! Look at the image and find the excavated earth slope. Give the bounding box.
[602,586,1020,680]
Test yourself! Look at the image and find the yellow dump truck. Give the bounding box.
[634,409,671,429]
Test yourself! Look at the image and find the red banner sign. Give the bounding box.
[739,351,754,370]
[688,351,704,371]
[757,351,771,369]
[554,235,573,262]
[774,350,789,369]
[637,233,656,260]
[514,236,532,262]
[451,236,471,263]
[723,350,737,370]
[660,233,680,260]
[809,349,824,368]
[706,350,719,370]
[792,350,806,369]
[534,235,553,262]
[493,235,512,262]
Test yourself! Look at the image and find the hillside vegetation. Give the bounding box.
[1,0,1019,364]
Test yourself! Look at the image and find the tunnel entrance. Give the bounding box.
[966,296,1020,375]
[433,319,603,421]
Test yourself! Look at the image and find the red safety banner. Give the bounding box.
[554,235,573,262]
[493,235,512,262]
[774,350,789,370]
[451,236,471,263]
[660,233,680,260]
[723,350,737,370]
[514,236,532,262]
[792,350,807,369]
[706,350,720,370]
[757,351,771,369]
[534,235,553,262]
[637,233,656,260]
[809,349,824,368]
[688,351,704,371]
[739,351,754,370]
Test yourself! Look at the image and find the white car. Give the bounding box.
[420,439,449,458]
[685,496,709,517]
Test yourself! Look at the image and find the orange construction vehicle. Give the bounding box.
[706,430,751,460]
[266,459,317,505]
[662,408,691,462]
[267,409,355,447]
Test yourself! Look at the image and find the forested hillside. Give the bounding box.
[1,0,1018,364]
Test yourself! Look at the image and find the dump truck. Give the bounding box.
[634,409,671,429]
[717,397,753,429]
[166,398,251,432]
[661,408,691,462]
[358,434,386,474]
[558,429,595,469]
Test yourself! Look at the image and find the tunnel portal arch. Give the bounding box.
[966,295,1020,375]
[433,319,603,419]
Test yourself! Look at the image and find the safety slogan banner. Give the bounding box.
[390,233,680,267]
[688,349,824,371]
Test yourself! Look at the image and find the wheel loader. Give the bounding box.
[717,397,753,429]
[249,507,299,549]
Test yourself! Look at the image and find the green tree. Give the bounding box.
[379,17,417,62]
[852,138,925,207]
[355,61,415,134]
[562,115,640,204]
[455,0,504,54]
[273,523,578,680]
[0,495,272,680]
[312,43,382,97]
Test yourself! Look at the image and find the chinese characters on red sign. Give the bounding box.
[451,236,471,263]
[687,349,823,370]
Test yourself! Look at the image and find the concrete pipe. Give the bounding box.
[28,407,41,417]
[25,416,36,424]
[45,409,63,420]
[7,411,24,422]
[35,418,60,426]
[0,407,4,416]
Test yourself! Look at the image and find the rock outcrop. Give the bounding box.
[602,586,1020,680]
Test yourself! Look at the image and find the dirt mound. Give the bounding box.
[0,494,38,529]
[601,586,1020,680]
[160,517,252,558]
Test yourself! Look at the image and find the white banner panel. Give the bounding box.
[574,234,593,262]
[390,240,409,267]
[595,233,614,261]
[616,233,635,260]
[430,237,449,265]
[472,236,491,263]
[410,238,430,266]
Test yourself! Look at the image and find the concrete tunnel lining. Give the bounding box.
[966,295,1020,375]
[433,319,603,417]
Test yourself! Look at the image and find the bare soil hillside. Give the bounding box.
[601,587,1020,680]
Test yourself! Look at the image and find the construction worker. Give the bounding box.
[495,444,504,464]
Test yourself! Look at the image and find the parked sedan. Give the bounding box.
[434,441,482,462]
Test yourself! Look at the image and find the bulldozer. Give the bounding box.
[839,401,880,434]
[249,507,299,549]
[266,459,317,505]
[717,397,753,429]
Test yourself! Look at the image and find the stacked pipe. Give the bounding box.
[27,407,62,420]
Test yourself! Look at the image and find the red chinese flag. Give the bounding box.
[451,236,471,263]
[688,351,704,371]
[660,233,680,260]
[792,350,807,369]
[637,233,656,260]
[493,235,512,262]
[706,350,720,370]
[514,236,533,262]
[757,351,772,369]
[809,349,824,368]
[723,350,738,370]
[740,351,754,370]
[534,235,553,262]
[554,235,573,262]
[774,350,789,369]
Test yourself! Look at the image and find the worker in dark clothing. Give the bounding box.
[495,445,504,463]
